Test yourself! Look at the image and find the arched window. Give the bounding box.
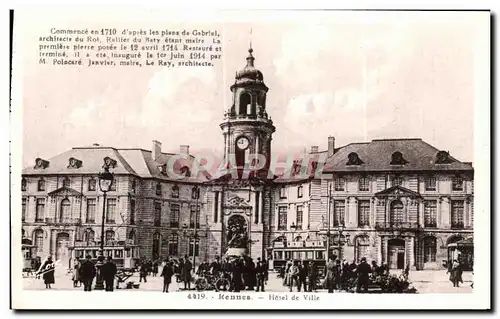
[390,200,404,225]
[423,236,437,263]
[168,233,179,256]
[88,178,96,191]
[33,229,44,253]
[37,179,45,191]
[239,92,252,115]
[105,230,115,245]
[189,237,200,257]
[128,230,136,245]
[192,186,200,200]
[84,229,95,243]
[172,185,179,198]
[60,198,71,222]
[152,233,161,260]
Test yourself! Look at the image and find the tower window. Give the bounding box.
[239,92,251,115]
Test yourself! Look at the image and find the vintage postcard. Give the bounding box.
[10,9,491,310]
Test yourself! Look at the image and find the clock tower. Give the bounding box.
[220,47,276,176]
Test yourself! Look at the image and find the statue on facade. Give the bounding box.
[226,215,249,249]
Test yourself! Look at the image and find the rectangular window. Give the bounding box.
[35,198,45,222]
[357,200,370,227]
[424,238,437,263]
[452,177,464,191]
[425,176,437,191]
[169,235,179,256]
[130,199,136,225]
[86,199,96,223]
[106,198,116,223]
[392,176,403,187]
[156,183,162,196]
[37,180,45,192]
[189,205,200,228]
[333,200,345,226]
[22,198,27,222]
[296,205,303,230]
[359,177,369,192]
[109,180,117,191]
[334,178,345,191]
[280,187,287,199]
[189,240,200,257]
[278,206,287,230]
[297,186,303,198]
[88,179,96,191]
[424,200,437,227]
[114,249,124,258]
[154,202,161,227]
[170,204,180,228]
[451,200,464,229]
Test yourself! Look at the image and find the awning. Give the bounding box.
[448,237,473,248]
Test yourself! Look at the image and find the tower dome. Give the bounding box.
[235,48,264,84]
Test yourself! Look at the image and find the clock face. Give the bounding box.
[236,136,250,150]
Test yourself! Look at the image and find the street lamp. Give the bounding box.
[95,165,114,290]
[182,223,189,256]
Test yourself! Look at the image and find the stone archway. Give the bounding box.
[56,232,71,268]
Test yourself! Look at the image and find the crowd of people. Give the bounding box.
[280,256,394,293]
[32,253,468,292]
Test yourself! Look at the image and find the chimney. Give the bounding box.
[92,143,100,147]
[328,136,335,157]
[310,145,319,153]
[152,140,162,160]
[180,145,190,156]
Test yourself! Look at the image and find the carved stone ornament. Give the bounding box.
[34,158,49,169]
[226,195,250,208]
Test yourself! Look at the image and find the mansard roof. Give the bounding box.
[22,146,211,182]
[322,138,473,173]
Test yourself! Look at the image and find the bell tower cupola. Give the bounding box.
[220,46,276,174]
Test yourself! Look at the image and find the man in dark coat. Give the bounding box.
[79,255,96,292]
[139,262,148,282]
[308,261,317,292]
[356,257,372,293]
[298,261,308,292]
[161,261,175,292]
[182,256,193,290]
[210,256,222,275]
[255,260,267,292]
[231,258,243,292]
[101,256,117,291]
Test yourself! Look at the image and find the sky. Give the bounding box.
[16,10,483,168]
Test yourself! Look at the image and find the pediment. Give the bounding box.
[48,187,83,197]
[375,185,421,198]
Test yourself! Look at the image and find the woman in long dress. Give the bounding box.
[39,256,55,289]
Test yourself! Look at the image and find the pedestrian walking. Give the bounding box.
[356,257,371,293]
[308,261,317,292]
[139,262,148,283]
[101,256,117,291]
[182,256,193,290]
[447,259,463,287]
[231,257,243,292]
[79,255,96,292]
[298,261,308,292]
[288,260,300,292]
[325,256,336,293]
[161,261,175,293]
[255,260,267,292]
[72,257,81,288]
[152,260,159,277]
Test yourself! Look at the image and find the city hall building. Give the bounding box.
[20,48,474,272]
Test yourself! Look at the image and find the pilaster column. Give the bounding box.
[408,236,415,268]
[252,191,258,224]
[376,235,382,264]
[419,200,425,227]
[437,198,441,228]
[383,237,388,264]
[465,199,470,228]
[212,192,218,223]
[259,191,264,225]
[218,192,223,224]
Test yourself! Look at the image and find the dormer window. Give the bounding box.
[103,157,117,169]
[158,164,167,175]
[34,158,49,169]
[172,185,179,198]
[62,177,71,188]
[21,178,27,191]
[68,157,82,169]
[346,152,364,166]
[88,178,96,191]
[37,178,46,191]
[435,151,454,164]
[390,151,408,165]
